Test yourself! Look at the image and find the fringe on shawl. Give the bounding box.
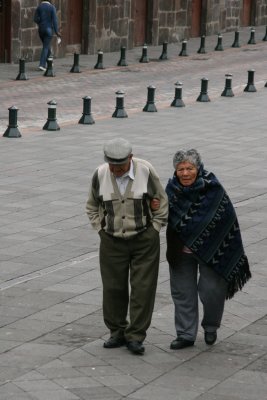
[226,255,252,299]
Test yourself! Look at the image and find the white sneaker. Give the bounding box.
[38,66,46,71]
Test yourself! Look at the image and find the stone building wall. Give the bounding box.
[152,0,190,45]
[88,0,132,54]
[255,0,267,25]
[206,0,267,36]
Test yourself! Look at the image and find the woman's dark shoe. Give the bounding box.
[170,337,194,350]
[204,331,217,345]
[127,341,145,355]
[103,337,126,348]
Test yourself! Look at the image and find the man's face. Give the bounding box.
[109,155,132,177]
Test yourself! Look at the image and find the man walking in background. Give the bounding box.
[34,0,61,71]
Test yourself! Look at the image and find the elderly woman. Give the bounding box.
[165,149,251,349]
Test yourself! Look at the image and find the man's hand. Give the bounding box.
[150,198,160,211]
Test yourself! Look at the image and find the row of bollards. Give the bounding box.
[15,27,267,80]
[16,57,56,80]
[3,69,261,138]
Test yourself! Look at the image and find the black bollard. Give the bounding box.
[3,106,21,138]
[43,100,60,130]
[197,36,206,54]
[221,74,234,97]
[94,50,104,69]
[16,59,28,81]
[140,44,149,63]
[265,81,267,88]
[79,96,95,124]
[215,34,224,51]
[263,26,267,41]
[244,69,257,92]
[171,81,185,107]
[231,30,240,48]
[179,40,188,56]
[248,27,256,44]
[159,41,168,60]
[143,85,157,112]
[117,46,128,66]
[70,53,80,73]
[112,90,128,118]
[196,78,210,102]
[44,57,55,77]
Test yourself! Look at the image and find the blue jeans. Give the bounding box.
[38,28,53,68]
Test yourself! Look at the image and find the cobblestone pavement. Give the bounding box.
[0,27,267,400]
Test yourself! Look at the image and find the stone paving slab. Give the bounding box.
[206,369,267,400]
[0,27,267,400]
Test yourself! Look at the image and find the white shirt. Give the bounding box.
[115,161,135,195]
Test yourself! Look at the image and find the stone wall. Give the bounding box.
[255,0,267,26]
[205,0,221,35]
[205,0,267,36]
[156,0,189,44]
[223,0,241,32]
[88,0,132,54]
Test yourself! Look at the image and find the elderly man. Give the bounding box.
[86,138,168,354]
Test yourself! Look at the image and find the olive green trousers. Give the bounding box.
[99,225,160,342]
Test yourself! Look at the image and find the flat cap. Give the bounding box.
[103,138,132,164]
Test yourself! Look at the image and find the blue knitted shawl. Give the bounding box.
[166,165,251,299]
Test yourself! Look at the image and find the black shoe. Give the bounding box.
[170,337,194,350]
[204,331,217,345]
[103,336,126,348]
[127,340,145,355]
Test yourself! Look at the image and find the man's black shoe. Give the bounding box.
[103,337,126,348]
[127,341,145,355]
[170,337,194,350]
[204,331,217,345]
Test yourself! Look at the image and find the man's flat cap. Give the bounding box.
[103,138,132,164]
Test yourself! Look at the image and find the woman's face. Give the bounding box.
[176,161,198,186]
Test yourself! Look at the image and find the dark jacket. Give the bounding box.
[34,1,59,34]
